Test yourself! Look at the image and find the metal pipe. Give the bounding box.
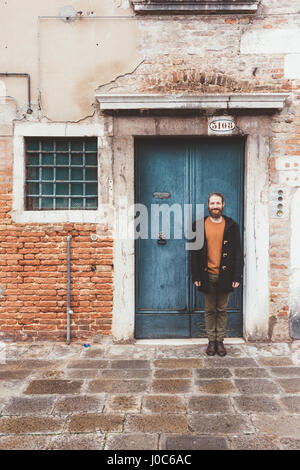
[66,235,73,345]
[0,73,32,114]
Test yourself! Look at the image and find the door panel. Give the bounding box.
[135,137,244,339]
[191,138,244,336]
[135,140,189,313]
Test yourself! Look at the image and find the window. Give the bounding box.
[25,137,98,210]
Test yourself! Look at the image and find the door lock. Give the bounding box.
[157,232,167,245]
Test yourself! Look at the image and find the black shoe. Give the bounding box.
[206,340,216,356]
[216,341,227,357]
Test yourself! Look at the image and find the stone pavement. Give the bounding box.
[0,338,300,450]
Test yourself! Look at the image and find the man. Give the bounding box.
[191,193,243,357]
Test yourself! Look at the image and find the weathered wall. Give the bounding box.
[0,0,139,121]
[0,0,299,341]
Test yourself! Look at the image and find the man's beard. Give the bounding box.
[208,207,223,219]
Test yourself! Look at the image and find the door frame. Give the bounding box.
[134,136,244,338]
[110,115,271,342]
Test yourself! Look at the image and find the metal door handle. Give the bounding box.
[157,232,167,245]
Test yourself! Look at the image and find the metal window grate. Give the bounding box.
[25,137,98,210]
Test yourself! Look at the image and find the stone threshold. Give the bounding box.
[136,338,246,345]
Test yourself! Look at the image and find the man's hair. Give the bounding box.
[207,192,225,204]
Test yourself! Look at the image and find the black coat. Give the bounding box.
[191,215,243,293]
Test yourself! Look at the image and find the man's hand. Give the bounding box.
[232,282,240,288]
[194,281,201,287]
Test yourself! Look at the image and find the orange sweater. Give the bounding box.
[205,217,225,275]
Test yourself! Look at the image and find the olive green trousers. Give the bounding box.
[204,273,230,342]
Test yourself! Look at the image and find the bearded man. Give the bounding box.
[191,192,243,357]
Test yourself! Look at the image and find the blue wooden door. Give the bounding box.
[135,137,244,339]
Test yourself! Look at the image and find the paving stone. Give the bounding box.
[234,379,280,394]
[5,346,31,360]
[152,379,192,394]
[195,368,232,379]
[277,378,300,393]
[229,436,279,450]
[154,368,192,378]
[216,345,249,357]
[233,368,270,378]
[204,357,258,368]
[154,359,203,369]
[80,347,105,358]
[291,350,300,366]
[188,414,252,434]
[280,396,300,413]
[156,346,202,358]
[195,379,236,394]
[24,345,54,359]
[188,396,231,413]
[105,345,136,358]
[88,379,149,394]
[67,413,123,432]
[233,396,281,413]
[0,361,21,371]
[102,369,151,379]
[143,396,185,413]
[0,416,65,434]
[48,433,105,450]
[54,396,105,415]
[0,398,7,413]
[33,369,65,379]
[110,360,151,369]
[2,397,55,415]
[125,414,188,433]
[19,360,59,369]
[105,433,159,450]
[1,340,300,450]
[47,346,83,360]
[65,369,99,379]
[0,380,27,397]
[0,370,33,380]
[252,415,300,439]
[105,395,142,413]
[130,347,157,360]
[246,343,292,358]
[270,367,300,377]
[0,435,51,450]
[161,435,229,450]
[257,357,294,367]
[279,438,300,450]
[67,360,109,369]
[24,379,83,395]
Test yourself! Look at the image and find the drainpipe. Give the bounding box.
[0,73,33,114]
[66,235,73,345]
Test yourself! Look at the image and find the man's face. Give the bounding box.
[208,195,225,219]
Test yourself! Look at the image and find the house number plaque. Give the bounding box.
[208,117,236,135]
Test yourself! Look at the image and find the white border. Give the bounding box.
[12,122,104,223]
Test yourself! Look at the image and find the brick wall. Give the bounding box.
[0,137,113,341]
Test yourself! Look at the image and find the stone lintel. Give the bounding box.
[96,93,289,114]
[131,1,259,14]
